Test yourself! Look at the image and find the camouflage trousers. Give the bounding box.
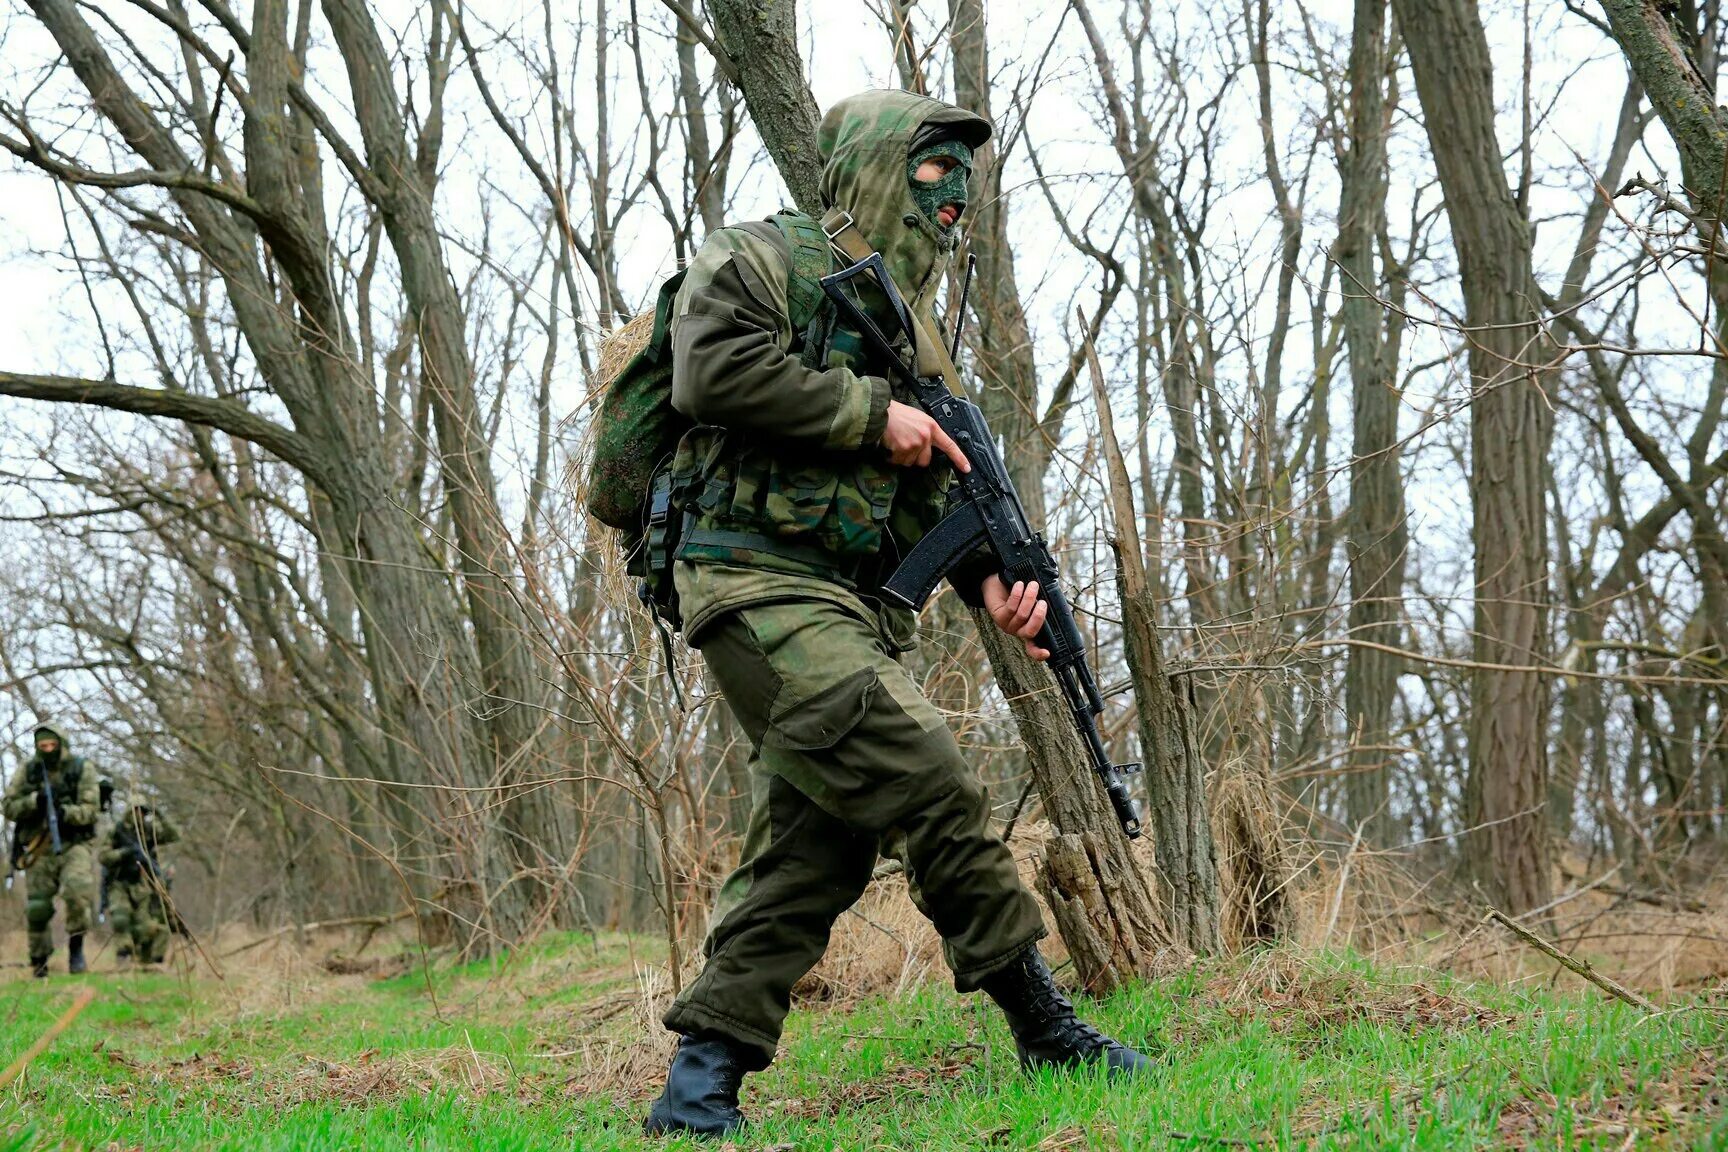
[25,841,95,961]
[119,879,172,963]
[105,876,135,953]
[664,597,1045,1065]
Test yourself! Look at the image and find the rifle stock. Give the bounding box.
[819,254,1143,839]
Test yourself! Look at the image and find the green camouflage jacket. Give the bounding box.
[2,723,101,839]
[99,805,181,872]
[669,90,993,642]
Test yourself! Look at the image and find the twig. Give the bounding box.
[1596,883,1708,914]
[1322,822,1365,950]
[218,911,413,958]
[1485,909,1658,1012]
[0,986,96,1089]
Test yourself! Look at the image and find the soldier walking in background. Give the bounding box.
[94,778,137,964]
[2,723,101,977]
[100,803,180,967]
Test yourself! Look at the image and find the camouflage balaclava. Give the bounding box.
[33,723,64,768]
[907,139,974,237]
[817,91,992,315]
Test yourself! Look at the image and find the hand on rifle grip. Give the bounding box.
[982,575,1050,661]
[881,400,971,472]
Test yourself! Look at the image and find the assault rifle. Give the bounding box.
[819,253,1143,839]
[38,765,63,857]
[113,825,164,886]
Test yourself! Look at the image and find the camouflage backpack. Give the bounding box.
[584,211,839,625]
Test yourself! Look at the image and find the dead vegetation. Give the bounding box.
[99,1044,520,1108]
[1202,949,1514,1036]
[755,1041,989,1123]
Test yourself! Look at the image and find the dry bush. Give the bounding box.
[791,827,1101,1005]
[533,955,690,1100]
[1210,758,1305,950]
[1436,879,1728,996]
[793,877,946,1005]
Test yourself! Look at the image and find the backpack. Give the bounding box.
[584,212,838,628]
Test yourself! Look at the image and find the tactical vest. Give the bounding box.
[669,213,952,588]
[24,757,96,844]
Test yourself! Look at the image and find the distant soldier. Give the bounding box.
[100,803,180,966]
[94,779,137,963]
[2,723,101,977]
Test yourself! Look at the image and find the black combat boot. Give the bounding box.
[980,945,1151,1077]
[643,1032,759,1138]
[67,933,86,975]
[30,954,50,979]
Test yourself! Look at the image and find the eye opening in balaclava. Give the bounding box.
[908,139,974,238]
[34,725,62,767]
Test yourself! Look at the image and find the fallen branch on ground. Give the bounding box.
[1486,908,1658,1012]
[0,986,96,1089]
[1599,883,1708,914]
[219,910,415,959]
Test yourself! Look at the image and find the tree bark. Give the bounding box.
[1336,0,1408,845]
[323,0,574,934]
[949,0,1053,528]
[707,0,823,215]
[1393,0,1556,914]
[1087,319,1222,955]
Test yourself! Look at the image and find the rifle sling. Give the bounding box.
[819,207,965,397]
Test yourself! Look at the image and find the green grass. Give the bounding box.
[0,935,1722,1150]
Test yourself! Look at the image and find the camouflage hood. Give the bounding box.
[818,91,991,314]
[32,723,68,762]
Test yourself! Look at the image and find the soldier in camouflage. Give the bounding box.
[2,723,101,977]
[99,802,181,967]
[644,90,1148,1139]
[93,777,137,963]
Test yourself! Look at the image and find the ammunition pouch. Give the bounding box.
[635,470,688,631]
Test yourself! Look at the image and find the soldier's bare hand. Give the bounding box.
[982,575,1050,661]
[881,400,971,472]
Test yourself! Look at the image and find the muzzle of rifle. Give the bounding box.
[1107,761,1143,839]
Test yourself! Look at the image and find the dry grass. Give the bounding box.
[557,307,651,538]
[1291,845,1728,1000]
[597,311,654,386]
[1203,948,1514,1035]
[100,1042,518,1107]
[1211,758,1305,950]
[528,953,686,1100]
[756,1039,990,1124]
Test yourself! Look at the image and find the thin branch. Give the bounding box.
[0,371,325,483]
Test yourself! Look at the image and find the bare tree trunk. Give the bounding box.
[949,0,1052,526]
[1337,0,1408,845]
[707,0,823,215]
[1088,322,1221,955]
[676,23,725,236]
[323,0,573,933]
[1393,0,1555,914]
[9,0,551,949]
